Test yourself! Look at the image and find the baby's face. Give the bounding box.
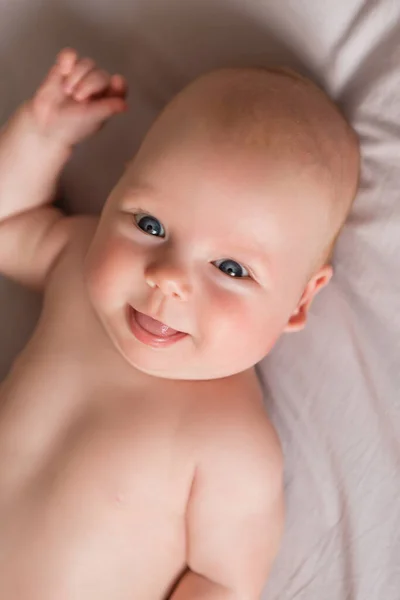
[85,128,332,380]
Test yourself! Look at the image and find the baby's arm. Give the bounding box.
[171,411,284,600]
[0,48,127,289]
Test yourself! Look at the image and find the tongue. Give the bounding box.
[135,311,179,337]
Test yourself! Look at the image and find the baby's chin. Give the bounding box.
[96,306,254,381]
[114,335,236,381]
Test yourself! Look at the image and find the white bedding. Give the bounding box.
[1,0,399,597]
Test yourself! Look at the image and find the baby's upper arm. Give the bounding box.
[0,206,83,290]
[186,406,284,598]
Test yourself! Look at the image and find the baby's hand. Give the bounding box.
[28,48,128,147]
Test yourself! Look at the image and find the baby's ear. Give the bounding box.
[284,265,332,332]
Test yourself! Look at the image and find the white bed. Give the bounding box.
[1,0,399,597]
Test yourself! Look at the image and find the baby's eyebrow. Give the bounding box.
[248,251,272,275]
[224,242,273,281]
[122,184,159,207]
[124,182,154,196]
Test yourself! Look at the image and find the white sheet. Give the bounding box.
[1,0,399,597]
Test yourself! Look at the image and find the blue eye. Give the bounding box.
[213,259,249,278]
[134,214,165,238]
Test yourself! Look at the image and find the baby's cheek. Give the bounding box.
[85,237,136,310]
[202,288,255,343]
[247,300,292,354]
[205,288,285,359]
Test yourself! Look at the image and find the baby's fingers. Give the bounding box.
[73,69,111,101]
[88,97,128,121]
[57,48,77,76]
[64,57,95,94]
[109,74,128,99]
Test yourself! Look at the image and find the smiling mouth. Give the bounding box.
[127,306,188,348]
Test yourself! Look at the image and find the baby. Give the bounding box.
[0,49,359,599]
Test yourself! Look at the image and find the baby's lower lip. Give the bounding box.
[128,307,187,348]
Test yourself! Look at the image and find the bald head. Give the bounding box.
[133,66,360,267]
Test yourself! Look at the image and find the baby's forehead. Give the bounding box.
[149,68,355,225]
[123,75,339,212]
[135,69,345,185]
[122,134,333,239]
[113,135,337,280]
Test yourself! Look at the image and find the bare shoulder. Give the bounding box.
[190,369,283,477]
[0,204,99,291]
[185,371,284,594]
[46,214,99,277]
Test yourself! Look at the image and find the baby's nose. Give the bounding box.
[144,259,191,301]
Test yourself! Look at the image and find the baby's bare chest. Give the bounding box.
[0,345,192,598]
[0,348,194,508]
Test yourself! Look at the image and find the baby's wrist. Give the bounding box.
[18,101,73,159]
[1,102,73,190]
